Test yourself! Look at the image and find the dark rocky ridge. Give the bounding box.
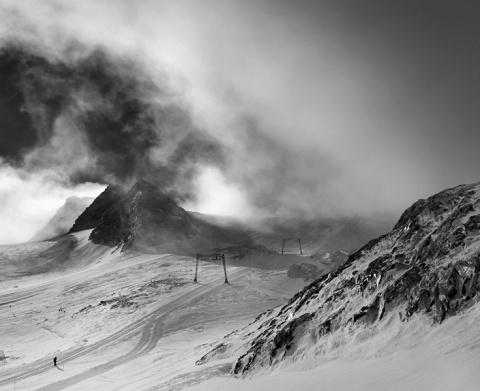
[91,180,199,248]
[70,185,127,234]
[71,180,253,254]
[197,182,480,376]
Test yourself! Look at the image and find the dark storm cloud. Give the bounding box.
[2,0,480,243]
[0,43,224,200]
[0,49,37,161]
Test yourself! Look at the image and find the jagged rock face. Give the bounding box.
[86,180,199,249]
[88,196,127,245]
[197,182,480,376]
[102,181,199,247]
[73,180,252,253]
[69,185,126,234]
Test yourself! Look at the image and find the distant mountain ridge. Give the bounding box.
[251,216,393,255]
[31,196,94,242]
[65,181,392,257]
[37,180,394,261]
[197,182,480,376]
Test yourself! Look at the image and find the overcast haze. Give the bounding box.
[1,0,480,243]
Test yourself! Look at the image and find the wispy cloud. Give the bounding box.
[0,160,104,243]
[1,0,479,242]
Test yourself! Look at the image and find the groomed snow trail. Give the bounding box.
[0,268,249,390]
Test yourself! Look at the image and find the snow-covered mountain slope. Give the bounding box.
[3,183,480,390]
[0,229,308,390]
[197,182,480,377]
[0,231,115,281]
[30,196,94,242]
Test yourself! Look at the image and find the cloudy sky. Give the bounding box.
[0,0,480,244]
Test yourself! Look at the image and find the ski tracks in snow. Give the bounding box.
[0,268,249,390]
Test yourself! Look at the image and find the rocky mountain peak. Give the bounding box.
[123,180,185,219]
[82,180,196,250]
[123,181,197,246]
[69,184,127,234]
[197,182,480,376]
[130,179,162,193]
[69,179,253,254]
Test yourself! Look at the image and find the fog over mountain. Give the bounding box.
[1,0,480,243]
[3,3,480,389]
[30,196,94,242]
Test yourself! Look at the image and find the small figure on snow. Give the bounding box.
[53,356,57,367]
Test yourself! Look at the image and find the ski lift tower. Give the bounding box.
[281,238,302,254]
[194,253,229,284]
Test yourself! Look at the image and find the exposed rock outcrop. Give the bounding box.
[197,182,480,376]
[287,263,322,281]
[90,180,200,249]
[71,180,253,253]
[69,185,126,234]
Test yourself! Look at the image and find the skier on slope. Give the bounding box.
[53,356,57,367]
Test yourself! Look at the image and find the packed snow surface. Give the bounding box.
[1,226,479,390]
